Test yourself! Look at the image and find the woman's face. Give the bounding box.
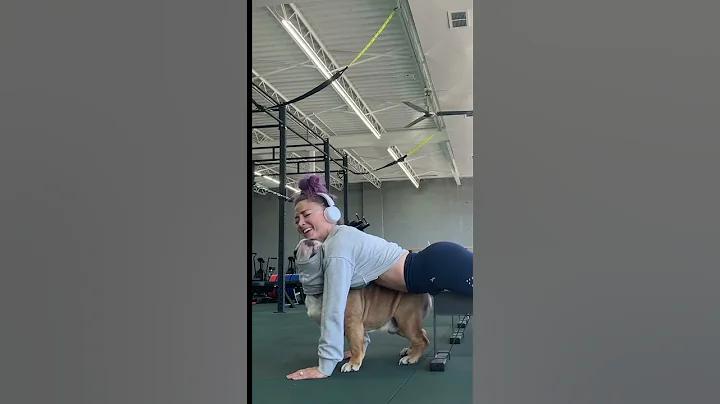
[294,199,334,242]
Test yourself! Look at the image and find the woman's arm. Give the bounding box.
[317,257,353,376]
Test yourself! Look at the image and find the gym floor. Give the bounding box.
[251,304,472,404]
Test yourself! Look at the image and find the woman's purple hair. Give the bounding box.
[294,174,334,206]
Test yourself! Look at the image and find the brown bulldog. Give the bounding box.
[295,239,432,373]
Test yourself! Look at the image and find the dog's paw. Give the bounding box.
[398,355,419,366]
[341,362,361,372]
[399,347,412,357]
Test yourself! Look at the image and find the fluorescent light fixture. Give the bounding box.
[387,148,419,188]
[281,19,382,140]
[254,171,300,194]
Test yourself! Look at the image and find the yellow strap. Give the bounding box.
[347,8,398,68]
[343,8,437,165]
[405,132,438,156]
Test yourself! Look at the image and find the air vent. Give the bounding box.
[447,10,471,29]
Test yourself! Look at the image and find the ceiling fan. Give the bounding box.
[401,100,473,128]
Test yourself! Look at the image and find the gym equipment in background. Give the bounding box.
[251,256,305,306]
[252,256,267,281]
[286,256,297,275]
[266,257,277,278]
[347,213,370,232]
[251,256,277,281]
[268,273,305,307]
[251,256,279,304]
[250,252,258,280]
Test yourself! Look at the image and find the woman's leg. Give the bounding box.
[403,242,473,296]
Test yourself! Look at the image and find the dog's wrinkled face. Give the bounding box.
[294,238,325,296]
[294,238,322,262]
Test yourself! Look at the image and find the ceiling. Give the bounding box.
[251,0,473,192]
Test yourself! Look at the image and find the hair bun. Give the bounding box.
[298,174,328,196]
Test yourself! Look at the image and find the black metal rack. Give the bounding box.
[251,91,352,313]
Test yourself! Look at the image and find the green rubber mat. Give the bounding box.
[251,303,472,404]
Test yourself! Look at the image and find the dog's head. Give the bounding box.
[294,238,324,296]
[294,238,322,262]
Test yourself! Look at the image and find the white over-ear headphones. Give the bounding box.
[317,193,341,223]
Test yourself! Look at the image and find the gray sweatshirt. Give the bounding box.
[300,225,406,376]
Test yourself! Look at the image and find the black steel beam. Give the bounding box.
[250,160,255,282]
[323,140,331,192]
[251,92,358,182]
[252,98,342,167]
[276,104,287,314]
[283,170,345,176]
[252,124,280,129]
[251,144,326,151]
[342,154,349,223]
[251,160,256,185]
[253,170,345,177]
[253,157,326,165]
[251,86,345,157]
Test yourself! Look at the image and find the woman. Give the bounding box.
[286,175,473,381]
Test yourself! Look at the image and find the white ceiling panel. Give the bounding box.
[251,0,472,190]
